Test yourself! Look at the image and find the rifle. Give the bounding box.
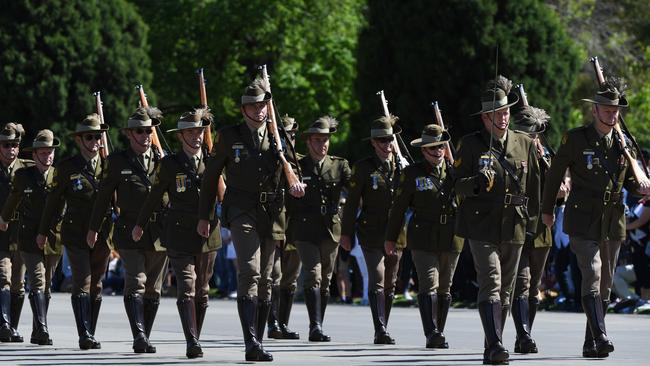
[516,84,554,168]
[258,65,303,188]
[93,91,112,158]
[136,85,167,158]
[376,90,412,168]
[431,101,455,164]
[590,57,650,187]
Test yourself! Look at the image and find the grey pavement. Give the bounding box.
[1,293,649,365]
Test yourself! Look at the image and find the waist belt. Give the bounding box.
[259,191,284,204]
[602,190,623,203]
[414,212,454,225]
[504,193,528,207]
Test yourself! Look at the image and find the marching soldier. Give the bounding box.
[36,115,113,350]
[288,116,351,343]
[541,80,650,358]
[87,107,168,353]
[0,130,62,345]
[267,115,301,340]
[341,115,403,344]
[385,124,462,349]
[197,77,304,362]
[0,123,31,343]
[454,76,540,365]
[134,108,220,359]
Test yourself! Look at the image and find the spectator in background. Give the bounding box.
[102,251,124,296]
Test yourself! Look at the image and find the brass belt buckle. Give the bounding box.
[320,205,327,215]
[504,193,512,205]
[259,192,268,203]
[151,212,157,223]
[603,191,611,202]
[11,212,19,221]
[440,214,447,225]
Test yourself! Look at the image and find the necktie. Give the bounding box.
[604,135,612,149]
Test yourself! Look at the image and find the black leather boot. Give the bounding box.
[581,294,613,358]
[385,292,395,326]
[416,293,445,348]
[195,299,208,339]
[369,290,394,344]
[177,297,203,359]
[0,289,12,342]
[267,286,282,339]
[478,300,509,365]
[9,292,24,342]
[528,296,539,329]
[89,296,101,349]
[29,290,52,345]
[437,293,451,349]
[257,298,272,345]
[512,296,537,353]
[71,293,99,350]
[278,289,299,339]
[143,297,160,338]
[305,287,330,342]
[321,290,330,326]
[124,294,152,353]
[237,296,273,361]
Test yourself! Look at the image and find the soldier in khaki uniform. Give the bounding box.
[288,116,351,343]
[454,76,540,365]
[341,116,403,345]
[134,108,220,359]
[541,81,650,358]
[0,123,32,343]
[36,115,113,350]
[0,130,62,345]
[87,107,168,354]
[385,125,462,349]
[197,78,304,362]
[267,115,301,340]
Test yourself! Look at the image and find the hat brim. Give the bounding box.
[581,98,629,108]
[470,92,520,116]
[362,125,402,141]
[301,127,337,138]
[241,92,273,106]
[166,120,211,133]
[410,130,451,147]
[24,137,61,152]
[68,124,110,137]
[120,119,162,131]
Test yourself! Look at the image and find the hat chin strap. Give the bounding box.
[35,155,52,170]
[0,150,15,166]
[595,105,617,127]
[242,107,267,125]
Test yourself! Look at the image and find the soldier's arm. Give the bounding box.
[385,170,413,242]
[0,170,26,222]
[88,156,120,232]
[199,131,227,220]
[454,138,480,196]
[136,161,169,228]
[526,140,541,233]
[341,163,365,237]
[541,134,573,215]
[38,165,67,236]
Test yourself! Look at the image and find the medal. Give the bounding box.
[583,150,594,170]
[371,174,378,190]
[75,178,83,191]
[235,149,241,163]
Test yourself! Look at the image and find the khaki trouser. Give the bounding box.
[361,246,402,295]
[570,238,621,300]
[0,250,26,294]
[514,243,550,299]
[168,249,217,302]
[412,250,460,295]
[66,242,111,298]
[271,247,302,292]
[295,239,338,293]
[469,240,523,305]
[119,249,168,299]
[21,251,61,294]
[229,214,275,301]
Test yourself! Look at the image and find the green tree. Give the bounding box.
[0,0,151,155]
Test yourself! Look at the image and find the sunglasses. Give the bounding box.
[425,145,446,151]
[83,133,103,141]
[374,137,393,144]
[1,142,19,149]
[134,128,154,135]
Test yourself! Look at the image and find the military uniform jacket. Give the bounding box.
[455,129,541,245]
[386,160,462,252]
[341,155,399,249]
[541,123,636,242]
[3,162,61,254]
[137,150,220,255]
[199,123,284,241]
[531,149,552,248]
[287,155,351,244]
[90,148,162,251]
[38,154,112,249]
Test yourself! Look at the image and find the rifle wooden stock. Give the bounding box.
[259,65,302,188]
[515,84,552,168]
[94,91,110,159]
[136,85,165,158]
[432,101,454,164]
[197,68,214,153]
[376,90,409,169]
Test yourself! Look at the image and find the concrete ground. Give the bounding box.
[0,293,649,365]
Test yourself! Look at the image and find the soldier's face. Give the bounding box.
[371,137,393,160]
[481,108,510,131]
[422,145,445,165]
[0,141,19,164]
[34,147,55,167]
[180,128,204,149]
[242,102,268,123]
[307,134,329,160]
[127,128,153,154]
[76,133,102,154]
[593,105,619,127]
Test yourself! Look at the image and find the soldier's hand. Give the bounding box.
[542,213,555,228]
[340,235,352,251]
[86,230,98,249]
[557,182,571,199]
[0,221,7,232]
[132,225,144,242]
[197,219,210,239]
[384,241,397,256]
[289,182,306,198]
[36,234,47,250]
[638,178,650,195]
[477,169,495,192]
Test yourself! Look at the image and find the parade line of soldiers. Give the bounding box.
[0,68,647,365]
